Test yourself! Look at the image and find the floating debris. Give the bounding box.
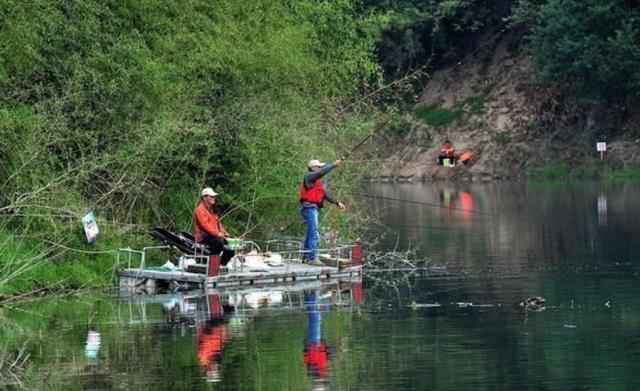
[409,301,442,309]
[518,296,546,312]
[563,324,577,329]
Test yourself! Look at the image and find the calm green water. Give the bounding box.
[2,182,640,390]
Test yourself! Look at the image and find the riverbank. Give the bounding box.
[367,30,640,182]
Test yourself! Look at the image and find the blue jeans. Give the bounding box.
[301,207,320,261]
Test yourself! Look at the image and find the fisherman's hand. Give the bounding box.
[337,202,346,212]
[333,159,342,167]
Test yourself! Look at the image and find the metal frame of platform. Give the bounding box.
[116,245,362,292]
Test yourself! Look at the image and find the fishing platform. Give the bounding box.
[117,228,363,292]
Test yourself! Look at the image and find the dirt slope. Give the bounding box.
[373,32,640,182]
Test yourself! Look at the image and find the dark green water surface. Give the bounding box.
[2,182,640,390]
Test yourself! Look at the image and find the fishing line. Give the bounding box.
[352,193,505,218]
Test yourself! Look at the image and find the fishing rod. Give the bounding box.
[351,193,505,218]
[337,26,509,163]
[341,117,392,162]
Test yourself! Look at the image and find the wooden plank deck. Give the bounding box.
[118,261,361,291]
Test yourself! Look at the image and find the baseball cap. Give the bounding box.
[201,187,219,197]
[307,159,326,168]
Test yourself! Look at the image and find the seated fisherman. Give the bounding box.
[438,140,457,166]
[193,187,235,266]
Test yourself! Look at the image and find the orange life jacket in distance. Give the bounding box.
[300,178,325,206]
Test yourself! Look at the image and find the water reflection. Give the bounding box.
[368,182,640,275]
[85,330,101,359]
[439,187,475,227]
[597,192,607,227]
[111,281,363,387]
[196,294,231,382]
[303,291,331,387]
[9,182,640,389]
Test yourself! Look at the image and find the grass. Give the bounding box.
[414,95,486,128]
[494,132,510,145]
[414,105,463,127]
[527,162,639,181]
[459,95,487,115]
[388,117,412,135]
[603,168,640,181]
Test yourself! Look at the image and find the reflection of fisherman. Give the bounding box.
[459,190,474,226]
[197,293,231,383]
[440,187,456,211]
[438,140,457,166]
[303,291,330,381]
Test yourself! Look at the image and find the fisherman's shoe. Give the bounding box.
[308,259,326,267]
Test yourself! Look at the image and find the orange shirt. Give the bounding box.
[193,201,228,242]
[197,323,230,366]
[440,144,456,157]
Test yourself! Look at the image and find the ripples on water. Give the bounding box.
[3,182,640,389]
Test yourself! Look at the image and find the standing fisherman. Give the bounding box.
[300,159,346,266]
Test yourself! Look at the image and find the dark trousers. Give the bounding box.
[199,234,235,266]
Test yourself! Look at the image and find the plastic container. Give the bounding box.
[224,237,244,251]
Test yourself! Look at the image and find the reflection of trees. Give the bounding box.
[0,291,316,388]
[3,276,640,389]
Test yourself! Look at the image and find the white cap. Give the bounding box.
[201,187,219,197]
[307,159,326,168]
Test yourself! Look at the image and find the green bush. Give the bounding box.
[529,162,572,180]
[603,168,640,182]
[459,95,487,115]
[415,105,463,127]
[0,0,381,296]
[526,0,640,101]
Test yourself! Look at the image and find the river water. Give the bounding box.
[2,182,640,390]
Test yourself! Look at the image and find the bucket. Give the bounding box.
[224,237,244,251]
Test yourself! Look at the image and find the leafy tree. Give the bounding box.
[526,0,640,101]
[361,0,512,76]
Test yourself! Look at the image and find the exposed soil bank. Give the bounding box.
[372,31,640,182]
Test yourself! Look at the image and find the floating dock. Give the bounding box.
[116,236,363,293]
[118,262,362,291]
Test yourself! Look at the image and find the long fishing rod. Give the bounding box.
[338,27,509,163]
[351,193,505,218]
[341,117,392,161]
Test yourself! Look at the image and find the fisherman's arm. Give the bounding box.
[324,190,346,211]
[305,164,334,188]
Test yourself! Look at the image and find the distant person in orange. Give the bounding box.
[193,187,235,265]
[438,140,457,166]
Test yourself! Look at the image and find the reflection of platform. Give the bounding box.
[118,280,362,324]
[118,261,361,292]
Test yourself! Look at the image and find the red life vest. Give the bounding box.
[300,178,325,206]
